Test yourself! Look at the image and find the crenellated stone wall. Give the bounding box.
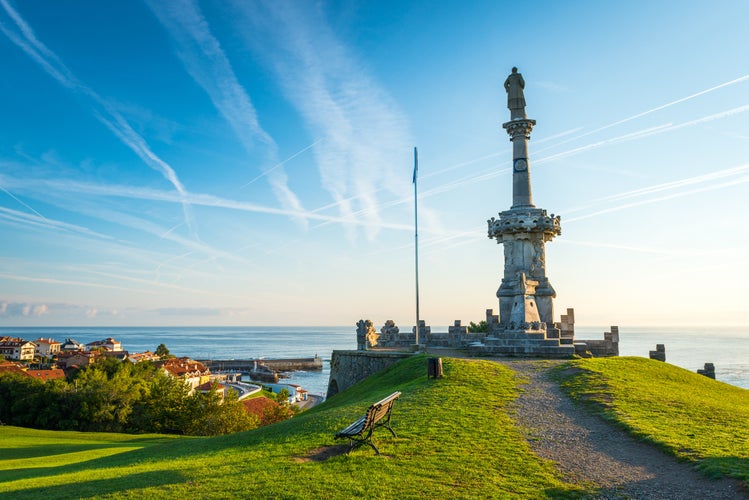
[649,344,666,361]
[377,319,414,348]
[697,363,716,379]
[575,324,619,357]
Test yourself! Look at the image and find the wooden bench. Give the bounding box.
[334,391,401,455]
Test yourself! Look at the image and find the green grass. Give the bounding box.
[553,356,749,485]
[0,356,585,499]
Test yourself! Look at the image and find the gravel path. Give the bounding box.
[496,359,746,499]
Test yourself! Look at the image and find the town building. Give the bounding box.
[0,360,65,381]
[57,351,100,370]
[196,381,228,400]
[0,336,36,361]
[128,351,161,363]
[26,369,66,381]
[159,357,211,394]
[0,360,28,376]
[34,338,61,358]
[85,337,123,352]
[264,383,308,404]
[60,338,84,352]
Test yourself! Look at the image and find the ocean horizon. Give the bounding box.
[2,325,747,394]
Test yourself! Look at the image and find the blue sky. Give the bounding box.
[1,1,747,327]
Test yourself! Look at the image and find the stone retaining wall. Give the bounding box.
[327,350,412,398]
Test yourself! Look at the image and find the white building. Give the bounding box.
[85,337,123,352]
[0,337,36,361]
[34,338,61,358]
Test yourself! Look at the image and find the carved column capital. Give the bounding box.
[502,118,536,140]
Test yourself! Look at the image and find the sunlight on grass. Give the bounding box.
[0,447,144,471]
[0,356,588,499]
[554,356,749,486]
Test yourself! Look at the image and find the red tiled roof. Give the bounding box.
[27,369,66,381]
[196,381,226,392]
[34,338,61,345]
[159,357,209,377]
[0,362,28,376]
[0,337,34,347]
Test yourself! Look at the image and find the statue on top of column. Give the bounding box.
[504,67,526,119]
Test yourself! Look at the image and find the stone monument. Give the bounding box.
[478,67,572,356]
[336,66,619,378]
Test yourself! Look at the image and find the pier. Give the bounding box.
[197,355,323,373]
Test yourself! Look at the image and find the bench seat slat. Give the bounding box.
[334,392,401,454]
[335,415,367,438]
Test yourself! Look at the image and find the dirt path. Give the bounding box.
[497,359,746,499]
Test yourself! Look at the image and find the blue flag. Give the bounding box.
[413,147,418,184]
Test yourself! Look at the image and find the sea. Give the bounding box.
[2,326,747,395]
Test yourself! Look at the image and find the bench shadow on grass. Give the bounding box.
[1,441,168,461]
[7,469,187,499]
[0,440,177,483]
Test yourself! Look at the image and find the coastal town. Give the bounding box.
[0,334,319,424]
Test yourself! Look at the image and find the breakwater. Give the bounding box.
[197,355,323,373]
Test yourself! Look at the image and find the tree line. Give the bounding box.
[0,356,292,436]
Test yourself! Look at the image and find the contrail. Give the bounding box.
[544,73,749,150]
[0,183,47,222]
[558,239,716,257]
[0,0,197,236]
[565,163,749,215]
[566,174,749,223]
[239,138,323,189]
[422,127,583,181]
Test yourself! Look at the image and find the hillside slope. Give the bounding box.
[555,357,749,485]
[2,355,745,498]
[0,356,584,499]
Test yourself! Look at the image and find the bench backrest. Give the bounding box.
[363,391,401,428]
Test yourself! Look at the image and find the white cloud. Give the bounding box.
[2,175,414,232]
[230,2,413,239]
[32,304,48,317]
[145,0,307,227]
[0,0,197,237]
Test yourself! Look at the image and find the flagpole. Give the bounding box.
[413,147,420,347]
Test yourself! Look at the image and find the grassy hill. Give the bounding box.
[553,356,749,485]
[0,356,584,499]
[1,355,746,498]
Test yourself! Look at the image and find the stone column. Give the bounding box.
[503,119,536,209]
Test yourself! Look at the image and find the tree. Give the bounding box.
[184,387,258,436]
[260,400,294,426]
[155,343,171,359]
[468,320,488,333]
[73,363,146,432]
[128,369,191,434]
[0,355,261,436]
[275,388,290,404]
